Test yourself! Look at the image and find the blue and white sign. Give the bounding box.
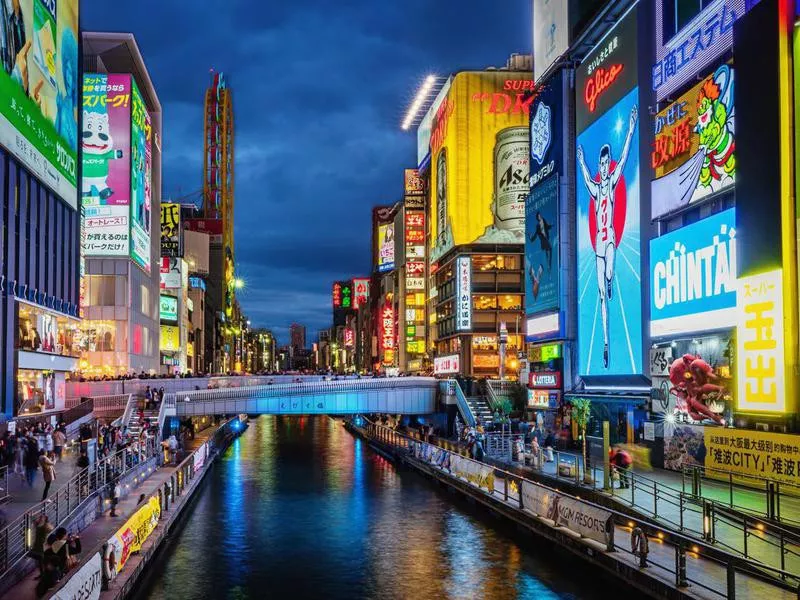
[530,102,552,166]
[650,208,737,337]
[456,256,472,331]
[652,0,745,101]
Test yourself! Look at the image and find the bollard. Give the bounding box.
[675,544,688,587]
[767,482,777,521]
[727,563,736,600]
[692,468,700,498]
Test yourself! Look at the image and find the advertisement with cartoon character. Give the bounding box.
[129,80,151,274]
[0,0,79,206]
[651,65,735,219]
[82,73,130,257]
[575,6,641,376]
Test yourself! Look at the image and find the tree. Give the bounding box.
[571,398,593,484]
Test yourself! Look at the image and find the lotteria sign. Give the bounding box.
[650,209,737,337]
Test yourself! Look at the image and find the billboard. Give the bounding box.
[82,73,132,257]
[159,257,181,290]
[130,80,151,274]
[159,295,177,322]
[433,354,460,375]
[651,65,736,219]
[575,6,641,376]
[404,168,424,196]
[429,71,533,263]
[160,324,179,352]
[736,269,786,413]
[456,256,472,331]
[533,0,569,83]
[526,70,563,321]
[376,223,395,272]
[0,0,79,206]
[161,202,182,257]
[652,0,745,102]
[650,209,737,337]
[380,302,395,365]
[352,278,370,308]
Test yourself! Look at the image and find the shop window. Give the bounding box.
[473,295,497,310]
[498,295,522,310]
[88,275,115,306]
[17,370,64,414]
[472,335,498,351]
[473,255,520,272]
[78,321,116,352]
[18,305,80,357]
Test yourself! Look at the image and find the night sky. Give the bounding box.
[83,1,531,344]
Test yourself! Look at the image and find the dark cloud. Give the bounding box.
[83,1,530,345]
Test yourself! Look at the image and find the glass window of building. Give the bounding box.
[87,275,115,306]
[498,295,522,310]
[473,255,520,272]
[473,296,497,310]
[78,321,116,352]
[661,0,715,42]
[472,335,498,351]
[18,305,80,357]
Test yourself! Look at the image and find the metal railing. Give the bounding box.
[0,437,160,577]
[91,394,130,416]
[682,464,800,528]
[360,420,800,597]
[451,379,476,428]
[0,467,8,504]
[119,393,139,430]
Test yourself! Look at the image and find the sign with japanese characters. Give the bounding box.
[159,294,177,322]
[434,354,460,375]
[404,168,424,196]
[332,282,342,308]
[736,269,785,413]
[651,65,736,219]
[352,278,370,308]
[652,0,745,101]
[161,202,182,257]
[456,256,472,331]
[83,205,129,256]
[160,257,181,290]
[705,428,800,487]
[344,328,354,348]
[1,0,79,207]
[380,302,395,365]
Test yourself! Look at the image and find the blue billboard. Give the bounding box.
[576,87,642,376]
[525,71,563,321]
[649,208,737,337]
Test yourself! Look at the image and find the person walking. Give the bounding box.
[52,428,66,460]
[610,446,633,489]
[543,429,556,463]
[39,450,56,501]
[31,514,53,577]
[144,386,152,410]
[23,437,40,488]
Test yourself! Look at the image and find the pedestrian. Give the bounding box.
[31,515,53,577]
[610,446,633,489]
[39,450,56,501]
[144,386,152,410]
[24,438,40,488]
[543,429,555,462]
[167,435,178,464]
[52,427,66,460]
[531,436,541,469]
[14,434,25,477]
[109,479,121,517]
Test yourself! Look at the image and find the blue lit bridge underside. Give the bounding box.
[166,378,438,417]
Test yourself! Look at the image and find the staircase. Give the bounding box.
[126,401,159,440]
[465,396,494,427]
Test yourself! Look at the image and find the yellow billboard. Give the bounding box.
[160,325,180,352]
[429,71,533,263]
[106,495,161,574]
[705,428,800,488]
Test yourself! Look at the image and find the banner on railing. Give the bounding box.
[52,551,102,600]
[192,443,208,474]
[105,495,161,574]
[520,480,613,546]
[449,454,495,491]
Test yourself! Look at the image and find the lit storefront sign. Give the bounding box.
[650,208,737,337]
[404,168,425,196]
[159,295,178,322]
[736,269,785,413]
[332,282,342,308]
[652,0,745,102]
[377,223,395,272]
[434,354,460,375]
[339,282,353,309]
[526,312,560,339]
[189,277,206,291]
[456,256,472,331]
[528,342,561,363]
[352,278,370,308]
[380,302,395,364]
[529,371,561,389]
[160,325,180,352]
[160,258,181,290]
[651,65,736,219]
[344,328,354,348]
[528,389,559,409]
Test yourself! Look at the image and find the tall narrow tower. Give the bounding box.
[203,71,236,317]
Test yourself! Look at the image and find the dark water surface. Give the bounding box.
[137,416,625,600]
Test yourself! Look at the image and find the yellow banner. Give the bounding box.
[107,495,161,574]
[704,428,800,488]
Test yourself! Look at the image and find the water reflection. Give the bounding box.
[137,416,619,600]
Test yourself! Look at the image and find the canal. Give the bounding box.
[137,416,627,599]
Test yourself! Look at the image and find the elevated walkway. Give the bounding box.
[162,377,439,417]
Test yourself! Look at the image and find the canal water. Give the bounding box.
[137,416,626,600]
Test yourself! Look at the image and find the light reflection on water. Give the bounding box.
[137,416,620,600]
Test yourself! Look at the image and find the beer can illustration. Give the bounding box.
[493,127,529,232]
[436,148,448,247]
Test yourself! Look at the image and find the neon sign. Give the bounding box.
[332,282,342,307]
[584,64,624,113]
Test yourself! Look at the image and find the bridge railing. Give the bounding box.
[360,420,800,596]
[170,377,439,403]
[451,379,476,428]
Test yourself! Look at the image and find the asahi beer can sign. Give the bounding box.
[494,127,529,230]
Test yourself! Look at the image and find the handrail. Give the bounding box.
[360,420,800,595]
[156,391,171,437]
[451,379,476,428]
[91,394,130,414]
[485,380,501,412]
[119,393,137,429]
[0,436,160,577]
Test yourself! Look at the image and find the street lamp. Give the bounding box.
[234,278,245,289]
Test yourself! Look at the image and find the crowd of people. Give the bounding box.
[31,515,82,596]
[0,422,69,501]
